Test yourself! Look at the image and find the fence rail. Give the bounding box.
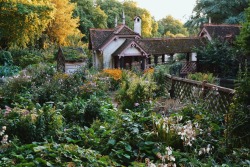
[165,74,235,113]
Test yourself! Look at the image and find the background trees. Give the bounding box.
[237,2,250,55]
[73,0,108,42]
[185,0,248,35]
[44,0,82,46]
[0,0,54,49]
[0,0,83,49]
[158,15,189,37]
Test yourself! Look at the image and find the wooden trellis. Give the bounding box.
[165,74,235,113]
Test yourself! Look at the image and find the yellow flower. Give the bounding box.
[103,69,122,81]
[144,68,154,74]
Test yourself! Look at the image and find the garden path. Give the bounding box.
[110,91,119,108]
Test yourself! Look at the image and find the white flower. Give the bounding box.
[2,126,6,131]
[169,155,175,161]
[166,146,173,155]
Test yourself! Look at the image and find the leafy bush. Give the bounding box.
[0,65,20,77]
[169,61,183,76]
[0,74,32,108]
[195,39,240,77]
[9,48,44,67]
[0,141,116,166]
[19,54,43,68]
[0,51,20,77]
[117,71,157,110]
[228,64,250,148]
[28,65,85,104]
[0,51,13,66]
[60,108,158,166]
[188,72,216,84]
[60,96,103,127]
[0,104,64,144]
[153,66,168,96]
[102,68,122,90]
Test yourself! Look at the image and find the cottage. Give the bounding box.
[198,24,242,42]
[89,16,204,70]
[57,46,87,73]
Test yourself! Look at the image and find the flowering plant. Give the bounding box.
[103,69,122,81]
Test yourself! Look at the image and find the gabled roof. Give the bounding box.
[112,39,148,57]
[113,24,139,35]
[199,24,242,40]
[89,24,140,51]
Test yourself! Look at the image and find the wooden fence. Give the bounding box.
[165,74,236,113]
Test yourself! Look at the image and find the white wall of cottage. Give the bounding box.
[103,38,126,68]
[65,62,86,74]
[122,46,141,56]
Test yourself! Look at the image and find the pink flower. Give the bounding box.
[134,103,140,107]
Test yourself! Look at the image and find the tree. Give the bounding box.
[44,0,82,46]
[185,0,248,35]
[158,15,188,37]
[0,0,54,48]
[96,0,123,28]
[237,2,250,55]
[72,0,107,42]
[123,1,158,37]
[195,40,240,77]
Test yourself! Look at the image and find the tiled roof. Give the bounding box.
[111,38,205,56]
[199,24,242,39]
[135,38,205,55]
[114,24,138,35]
[89,25,139,50]
[89,29,113,50]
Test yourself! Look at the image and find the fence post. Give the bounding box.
[169,75,175,98]
[202,80,207,98]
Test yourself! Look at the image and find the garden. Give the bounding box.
[0,48,249,166]
[1,0,250,166]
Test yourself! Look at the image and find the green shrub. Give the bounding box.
[0,75,32,108]
[0,104,64,144]
[228,64,250,148]
[19,54,43,68]
[188,72,216,84]
[30,68,85,104]
[0,141,117,166]
[0,51,20,77]
[117,71,157,110]
[60,96,102,127]
[153,65,168,96]
[0,51,13,66]
[10,48,44,67]
[169,61,183,76]
[0,65,20,77]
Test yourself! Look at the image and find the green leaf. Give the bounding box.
[108,139,116,145]
[132,127,139,134]
[46,162,53,166]
[33,146,46,152]
[144,141,155,145]
[13,154,24,160]
[123,154,130,159]
[125,144,132,152]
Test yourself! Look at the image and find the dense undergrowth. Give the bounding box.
[0,63,249,166]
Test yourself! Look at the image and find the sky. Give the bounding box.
[124,0,197,23]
